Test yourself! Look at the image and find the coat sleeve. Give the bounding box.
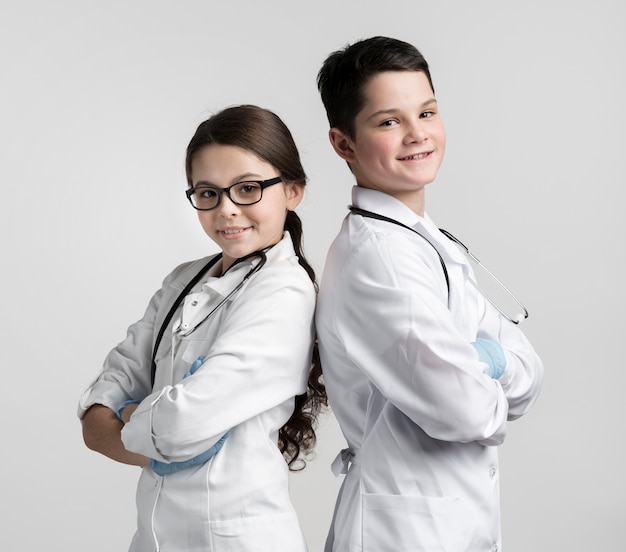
[77,261,197,418]
[332,231,510,445]
[473,285,544,420]
[120,261,316,462]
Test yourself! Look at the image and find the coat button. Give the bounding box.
[489,465,497,479]
[490,545,499,552]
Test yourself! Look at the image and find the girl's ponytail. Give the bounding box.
[284,210,317,290]
[278,209,326,469]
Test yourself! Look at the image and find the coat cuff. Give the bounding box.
[120,387,170,461]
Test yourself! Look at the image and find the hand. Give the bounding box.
[150,430,231,476]
[183,355,206,379]
[471,338,506,379]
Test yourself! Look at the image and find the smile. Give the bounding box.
[219,227,251,239]
[399,152,430,161]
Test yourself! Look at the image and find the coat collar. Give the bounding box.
[201,232,295,298]
[351,186,468,266]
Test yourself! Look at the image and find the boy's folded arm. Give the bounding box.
[337,236,509,444]
[473,283,545,419]
[493,327,544,419]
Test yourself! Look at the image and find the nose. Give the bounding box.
[403,118,428,144]
[216,191,241,217]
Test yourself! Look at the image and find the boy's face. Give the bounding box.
[329,70,445,214]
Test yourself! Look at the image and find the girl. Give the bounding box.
[79,105,326,551]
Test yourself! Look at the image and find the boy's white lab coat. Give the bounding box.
[79,235,314,552]
[316,187,544,552]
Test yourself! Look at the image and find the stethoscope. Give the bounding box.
[150,249,268,386]
[349,206,529,325]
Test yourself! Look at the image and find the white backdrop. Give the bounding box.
[1,1,624,550]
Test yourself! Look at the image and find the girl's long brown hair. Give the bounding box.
[185,104,327,469]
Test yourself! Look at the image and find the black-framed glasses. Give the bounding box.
[186,176,283,211]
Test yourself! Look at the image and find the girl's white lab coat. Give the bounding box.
[79,235,315,552]
[316,187,544,552]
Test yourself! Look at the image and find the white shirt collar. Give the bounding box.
[176,233,297,334]
[351,186,425,228]
[201,232,296,298]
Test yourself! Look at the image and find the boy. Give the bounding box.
[315,36,544,551]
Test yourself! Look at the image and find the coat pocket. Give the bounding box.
[208,513,308,552]
[362,493,463,552]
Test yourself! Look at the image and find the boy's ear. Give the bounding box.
[328,128,356,163]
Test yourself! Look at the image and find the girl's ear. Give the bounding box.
[328,127,356,163]
[285,182,304,210]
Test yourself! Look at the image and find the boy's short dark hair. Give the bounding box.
[317,36,434,139]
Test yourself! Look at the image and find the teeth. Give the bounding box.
[222,228,245,234]
[402,152,428,160]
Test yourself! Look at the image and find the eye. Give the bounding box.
[379,119,398,127]
[195,187,218,199]
[236,182,261,195]
[420,110,436,119]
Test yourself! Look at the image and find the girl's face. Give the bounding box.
[329,70,446,216]
[190,144,303,273]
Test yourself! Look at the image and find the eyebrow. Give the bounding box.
[193,172,263,187]
[366,98,438,121]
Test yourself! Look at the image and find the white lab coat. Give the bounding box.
[316,187,544,552]
[78,234,314,552]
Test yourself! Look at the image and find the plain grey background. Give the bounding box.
[1,0,624,550]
